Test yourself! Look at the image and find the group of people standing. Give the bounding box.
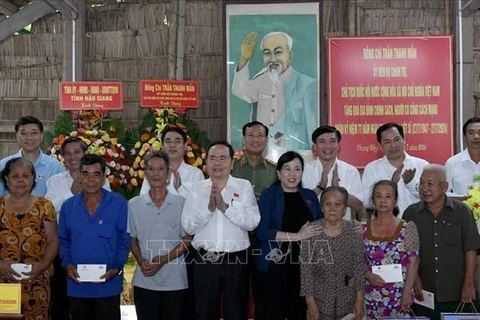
[0,115,479,320]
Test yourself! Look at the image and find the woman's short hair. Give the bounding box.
[276,151,304,171]
[0,157,37,192]
[320,186,349,206]
[371,180,400,217]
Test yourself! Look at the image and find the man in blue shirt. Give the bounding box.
[58,154,130,320]
[0,116,64,196]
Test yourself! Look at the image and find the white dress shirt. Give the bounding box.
[362,153,429,218]
[303,157,364,220]
[181,176,260,252]
[45,171,111,218]
[140,161,204,197]
[445,148,480,196]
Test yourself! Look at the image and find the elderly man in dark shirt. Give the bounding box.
[404,164,480,319]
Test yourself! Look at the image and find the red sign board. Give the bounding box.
[140,80,199,108]
[60,82,123,110]
[328,36,454,168]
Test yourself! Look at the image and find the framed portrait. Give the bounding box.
[226,1,321,162]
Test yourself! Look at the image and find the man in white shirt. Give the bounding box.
[181,141,260,320]
[46,137,111,215]
[140,127,204,197]
[362,122,429,218]
[45,137,110,320]
[303,126,363,220]
[445,117,480,196]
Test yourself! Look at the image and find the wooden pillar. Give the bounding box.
[63,0,85,81]
[167,0,179,80]
[176,0,186,80]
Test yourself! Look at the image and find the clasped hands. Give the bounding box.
[208,184,228,213]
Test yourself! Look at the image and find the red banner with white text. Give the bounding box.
[328,36,454,168]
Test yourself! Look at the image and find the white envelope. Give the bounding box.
[11,263,31,280]
[340,313,355,320]
[372,264,403,283]
[414,290,435,310]
[77,264,106,282]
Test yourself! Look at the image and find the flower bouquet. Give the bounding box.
[463,174,480,232]
[125,108,209,196]
[44,110,131,193]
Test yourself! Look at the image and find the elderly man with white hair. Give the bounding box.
[232,31,318,151]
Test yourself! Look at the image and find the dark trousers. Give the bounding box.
[263,262,306,320]
[50,254,70,320]
[248,232,264,320]
[70,295,120,320]
[194,249,249,320]
[133,286,186,320]
[184,246,197,320]
[412,300,480,320]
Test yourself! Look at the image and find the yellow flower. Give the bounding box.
[131,178,138,187]
[139,170,145,179]
[70,131,78,137]
[187,151,194,158]
[102,135,111,142]
[99,130,107,136]
[129,167,135,176]
[85,130,93,136]
[111,138,118,145]
[152,141,162,151]
[142,143,150,151]
[134,141,141,149]
[148,137,157,144]
[156,123,167,133]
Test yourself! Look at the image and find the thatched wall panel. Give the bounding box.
[0,57,62,79]
[31,12,63,34]
[0,34,63,57]
[0,100,59,126]
[184,55,223,80]
[86,58,168,80]
[185,26,223,54]
[362,9,444,35]
[0,79,59,98]
[186,1,222,26]
[358,0,444,9]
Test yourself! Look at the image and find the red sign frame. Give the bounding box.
[140,80,199,108]
[59,82,123,110]
[328,36,454,168]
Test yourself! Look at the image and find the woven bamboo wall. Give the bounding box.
[0,0,459,158]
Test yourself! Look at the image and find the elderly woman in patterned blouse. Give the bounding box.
[0,157,58,320]
[300,186,366,320]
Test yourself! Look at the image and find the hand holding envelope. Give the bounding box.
[371,264,403,283]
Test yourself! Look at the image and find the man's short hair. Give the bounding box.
[160,127,187,144]
[242,121,269,137]
[260,32,293,50]
[1,157,37,192]
[60,137,88,155]
[144,150,170,170]
[376,122,404,143]
[80,154,106,174]
[15,116,44,133]
[311,126,341,144]
[462,117,480,136]
[207,141,234,159]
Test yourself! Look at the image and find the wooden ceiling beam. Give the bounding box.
[43,0,78,20]
[461,0,480,17]
[0,0,55,42]
[0,0,19,15]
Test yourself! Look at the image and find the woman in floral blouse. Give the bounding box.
[363,180,420,319]
[0,158,58,320]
